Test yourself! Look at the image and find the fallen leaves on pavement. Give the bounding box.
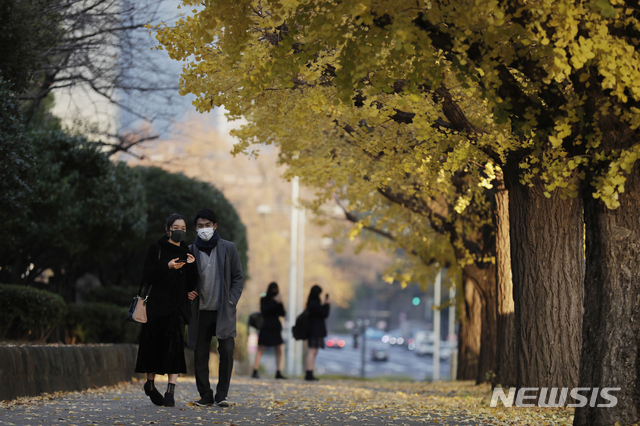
[0,377,631,425]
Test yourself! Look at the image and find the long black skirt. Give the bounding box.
[135,310,186,375]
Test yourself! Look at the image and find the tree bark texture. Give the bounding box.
[457,273,482,381]
[506,170,584,390]
[466,263,498,384]
[575,162,640,426]
[493,176,517,388]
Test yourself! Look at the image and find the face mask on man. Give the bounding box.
[169,229,186,243]
[197,227,215,241]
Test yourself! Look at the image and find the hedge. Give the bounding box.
[0,284,246,351]
[0,284,67,341]
[84,286,139,306]
[64,303,139,344]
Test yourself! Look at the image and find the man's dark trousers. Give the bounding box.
[194,310,235,402]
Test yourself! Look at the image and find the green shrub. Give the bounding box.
[64,303,139,344]
[0,284,67,341]
[85,286,139,306]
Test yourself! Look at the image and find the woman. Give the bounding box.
[305,284,330,381]
[252,282,287,379]
[135,213,198,407]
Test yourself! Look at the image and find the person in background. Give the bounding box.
[187,208,244,408]
[135,213,198,407]
[252,282,286,379]
[305,284,330,381]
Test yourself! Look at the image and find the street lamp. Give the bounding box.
[433,269,441,381]
[286,176,301,377]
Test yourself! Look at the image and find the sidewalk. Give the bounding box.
[0,377,569,425]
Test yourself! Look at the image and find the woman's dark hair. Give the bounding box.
[165,213,187,230]
[266,282,279,299]
[307,284,322,307]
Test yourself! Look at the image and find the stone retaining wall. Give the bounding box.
[0,344,141,401]
[0,344,251,401]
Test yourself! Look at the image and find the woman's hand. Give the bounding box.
[274,293,283,303]
[168,258,185,269]
[186,253,195,264]
[188,291,198,301]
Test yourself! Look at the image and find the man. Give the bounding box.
[187,208,244,407]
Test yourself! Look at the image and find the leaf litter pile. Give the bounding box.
[0,377,591,425]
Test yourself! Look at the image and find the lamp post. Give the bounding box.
[286,177,300,377]
[448,284,457,380]
[433,269,441,381]
[295,206,305,376]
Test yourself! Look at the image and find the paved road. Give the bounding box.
[258,335,452,380]
[0,377,494,426]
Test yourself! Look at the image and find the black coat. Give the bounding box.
[260,297,285,332]
[143,236,198,322]
[307,300,330,338]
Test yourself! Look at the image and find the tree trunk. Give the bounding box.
[456,264,497,383]
[468,263,497,384]
[493,175,517,388]
[457,273,482,380]
[575,162,640,425]
[506,170,584,390]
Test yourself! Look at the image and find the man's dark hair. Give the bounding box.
[194,208,217,226]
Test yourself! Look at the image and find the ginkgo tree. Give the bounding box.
[223,75,509,385]
[154,1,640,424]
[159,5,522,384]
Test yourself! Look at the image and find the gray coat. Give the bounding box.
[187,238,244,348]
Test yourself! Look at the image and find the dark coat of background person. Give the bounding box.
[187,238,244,347]
[143,236,198,322]
[260,297,285,332]
[308,301,330,339]
[258,295,285,347]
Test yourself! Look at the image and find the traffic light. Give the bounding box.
[412,296,421,306]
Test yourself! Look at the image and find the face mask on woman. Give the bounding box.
[197,227,215,241]
[169,229,185,243]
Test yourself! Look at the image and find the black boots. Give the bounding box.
[143,380,164,406]
[304,370,319,381]
[253,369,286,379]
[144,380,177,407]
[163,383,176,407]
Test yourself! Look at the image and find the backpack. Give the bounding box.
[248,311,264,330]
[292,310,310,340]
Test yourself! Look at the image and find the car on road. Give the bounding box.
[371,347,389,362]
[365,327,386,341]
[415,338,454,358]
[370,341,390,362]
[364,328,390,361]
[382,329,405,346]
[326,336,346,349]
